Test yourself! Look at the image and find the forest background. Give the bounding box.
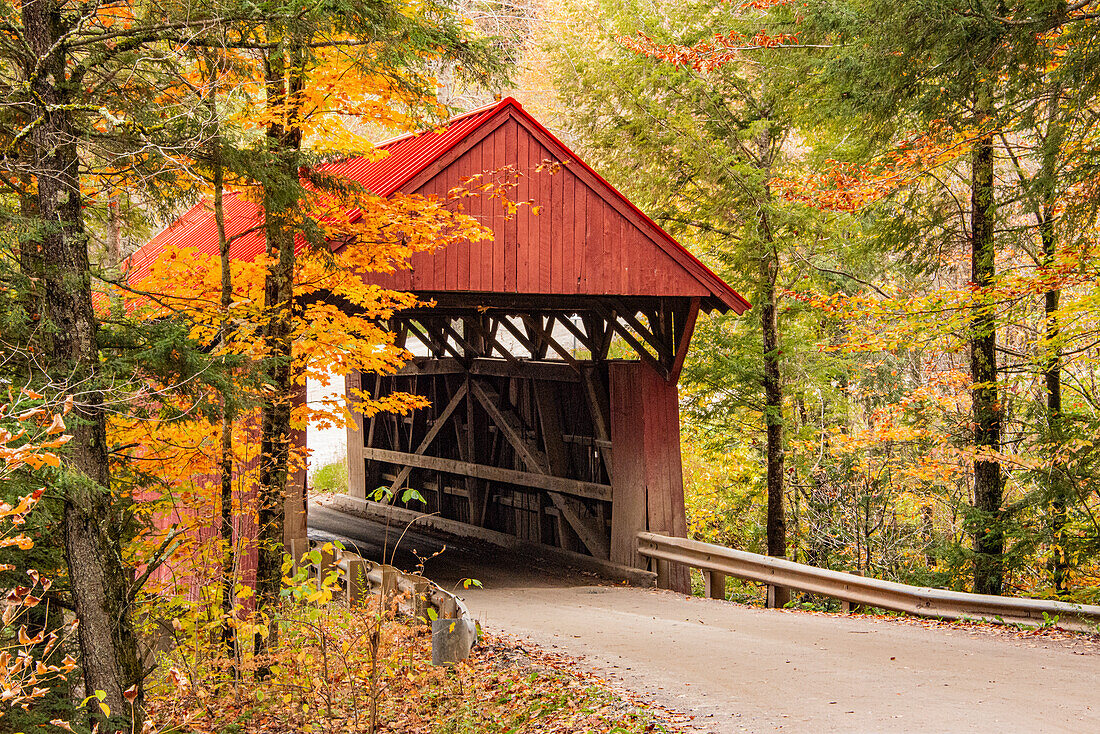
[1,0,1099,731]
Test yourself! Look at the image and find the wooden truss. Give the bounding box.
[347,294,697,566]
[387,293,701,382]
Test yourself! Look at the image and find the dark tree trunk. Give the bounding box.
[254,43,305,670]
[22,0,142,725]
[1043,228,1067,594]
[969,93,1004,596]
[762,255,786,563]
[756,123,788,607]
[1038,87,1068,595]
[208,68,239,663]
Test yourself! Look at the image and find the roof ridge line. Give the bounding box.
[373,97,516,150]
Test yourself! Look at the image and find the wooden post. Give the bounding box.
[610,363,647,569]
[284,381,309,550]
[705,570,727,600]
[437,594,458,620]
[345,371,366,500]
[609,362,690,593]
[380,564,398,609]
[346,559,368,606]
[316,546,337,594]
[656,558,671,589]
[412,576,430,620]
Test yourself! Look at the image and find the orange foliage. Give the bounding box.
[109,155,522,600]
[0,395,80,718]
[773,122,977,212]
[619,29,800,72]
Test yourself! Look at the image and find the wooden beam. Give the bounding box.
[462,317,522,365]
[533,381,610,558]
[612,298,673,368]
[393,358,466,376]
[380,472,469,498]
[581,314,614,360]
[433,318,482,362]
[392,357,585,382]
[495,315,540,357]
[556,313,601,355]
[609,363,649,569]
[345,371,366,500]
[582,368,614,482]
[468,377,490,526]
[549,494,610,559]
[668,297,700,383]
[468,379,549,474]
[387,382,468,495]
[362,447,612,502]
[607,315,668,379]
[520,314,582,371]
[418,319,469,363]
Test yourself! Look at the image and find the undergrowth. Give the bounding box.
[143,578,678,734]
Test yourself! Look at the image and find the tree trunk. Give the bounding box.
[1038,86,1068,595]
[254,42,305,671]
[1043,232,1067,594]
[762,255,786,563]
[969,87,1004,596]
[22,0,142,725]
[207,64,239,663]
[756,123,788,607]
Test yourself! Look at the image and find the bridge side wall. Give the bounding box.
[610,361,690,593]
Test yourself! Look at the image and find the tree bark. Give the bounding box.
[206,60,240,663]
[254,42,305,671]
[756,122,788,607]
[1038,86,1068,595]
[22,0,142,725]
[969,86,1004,596]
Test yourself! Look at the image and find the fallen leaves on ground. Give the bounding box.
[144,596,689,734]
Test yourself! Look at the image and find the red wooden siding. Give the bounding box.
[609,361,689,593]
[366,113,713,299]
[128,97,748,312]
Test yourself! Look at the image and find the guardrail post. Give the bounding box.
[841,571,864,613]
[437,594,458,619]
[655,559,671,589]
[316,545,337,593]
[380,564,398,609]
[412,577,430,620]
[766,584,791,609]
[346,559,368,606]
[704,570,727,600]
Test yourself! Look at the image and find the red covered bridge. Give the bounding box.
[134,97,748,593]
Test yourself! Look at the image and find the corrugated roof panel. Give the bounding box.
[127,102,504,283]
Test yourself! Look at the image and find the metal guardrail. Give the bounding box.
[298,540,478,663]
[637,532,1100,632]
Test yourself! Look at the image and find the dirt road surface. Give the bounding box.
[309,501,1099,733]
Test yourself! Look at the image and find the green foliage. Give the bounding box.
[311,460,349,495]
[548,0,1100,601]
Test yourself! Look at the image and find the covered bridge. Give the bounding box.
[132,97,748,593]
[339,98,748,592]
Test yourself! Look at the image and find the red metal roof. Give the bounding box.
[125,102,501,285]
[127,98,749,313]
